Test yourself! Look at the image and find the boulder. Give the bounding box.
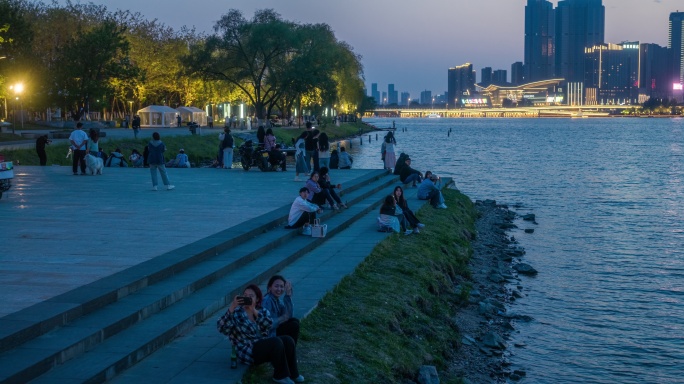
[513,263,538,276]
[481,332,506,349]
[417,365,440,384]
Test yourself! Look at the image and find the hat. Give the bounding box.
[405,157,411,161]
[430,174,439,181]
[179,149,185,153]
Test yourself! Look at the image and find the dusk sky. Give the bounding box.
[66,0,680,97]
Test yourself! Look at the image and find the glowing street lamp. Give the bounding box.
[12,83,24,133]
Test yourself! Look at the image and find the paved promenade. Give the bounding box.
[0,165,377,318]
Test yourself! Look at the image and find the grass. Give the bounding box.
[243,189,478,384]
[0,121,374,166]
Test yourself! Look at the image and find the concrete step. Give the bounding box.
[0,171,398,384]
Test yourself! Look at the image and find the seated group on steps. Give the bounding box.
[217,275,303,384]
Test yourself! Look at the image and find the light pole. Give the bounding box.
[128,100,133,125]
[12,83,24,133]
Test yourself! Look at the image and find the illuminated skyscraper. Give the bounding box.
[669,12,684,86]
[555,0,605,83]
[584,42,640,104]
[511,62,524,85]
[525,0,555,81]
[481,67,492,86]
[448,63,475,107]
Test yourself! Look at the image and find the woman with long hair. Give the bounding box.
[294,132,309,182]
[393,186,424,233]
[87,129,99,157]
[261,275,300,344]
[317,132,331,169]
[318,166,346,209]
[383,131,397,171]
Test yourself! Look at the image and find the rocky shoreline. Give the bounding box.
[447,199,537,383]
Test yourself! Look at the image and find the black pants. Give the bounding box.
[276,318,300,345]
[269,151,286,171]
[251,336,299,381]
[72,149,86,174]
[290,211,316,229]
[37,149,47,166]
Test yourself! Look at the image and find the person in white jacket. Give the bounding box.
[286,187,322,229]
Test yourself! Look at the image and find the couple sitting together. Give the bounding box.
[217,275,303,384]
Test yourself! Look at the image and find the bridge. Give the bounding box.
[366,105,640,118]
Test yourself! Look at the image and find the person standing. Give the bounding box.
[176,114,182,128]
[317,132,331,169]
[383,131,397,172]
[69,122,88,175]
[207,115,213,128]
[221,127,234,169]
[294,132,308,181]
[35,135,51,166]
[147,132,174,191]
[304,122,315,173]
[132,115,141,139]
[87,128,100,157]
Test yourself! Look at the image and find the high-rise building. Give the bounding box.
[448,63,475,107]
[525,0,556,81]
[381,91,387,105]
[420,90,432,105]
[640,43,670,100]
[371,83,380,104]
[493,70,508,85]
[511,62,524,85]
[584,42,640,104]
[400,92,411,106]
[388,84,398,105]
[481,67,492,86]
[669,12,684,86]
[555,0,605,83]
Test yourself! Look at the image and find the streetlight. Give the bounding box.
[12,83,24,133]
[128,100,133,125]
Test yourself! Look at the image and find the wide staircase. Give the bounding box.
[0,170,406,384]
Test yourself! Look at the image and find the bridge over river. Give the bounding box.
[367,105,640,118]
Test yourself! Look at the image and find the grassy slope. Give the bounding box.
[0,122,373,166]
[245,189,478,384]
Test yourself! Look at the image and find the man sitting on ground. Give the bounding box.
[399,157,422,187]
[285,187,322,230]
[417,171,447,209]
[269,144,287,171]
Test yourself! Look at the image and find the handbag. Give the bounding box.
[301,224,312,236]
[311,219,327,238]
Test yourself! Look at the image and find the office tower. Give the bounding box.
[420,90,432,105]
[381,91,387,105]
[371,83,380,104]
[400,92,410,106]
[511,62,524,85]
[555,0,605,83]
[584,42,639,104]
[669,12,684,86]
[388,84,398,105]
[493,70,508,85]
[481,67,492,86]
[525,0,555,81]
[448,63,475,107]
[640,43,670,99]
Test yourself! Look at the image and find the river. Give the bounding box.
[349,117,684,384]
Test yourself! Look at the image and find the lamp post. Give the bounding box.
[12,83,24,133]
[128,100,133,126]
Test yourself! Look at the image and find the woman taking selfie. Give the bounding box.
[217,284,304,384]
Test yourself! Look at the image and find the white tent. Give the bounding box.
[176,106,207,127]
[137,105,178,128]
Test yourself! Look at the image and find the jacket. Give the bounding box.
[147,140,166,165]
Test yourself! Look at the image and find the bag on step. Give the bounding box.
[311,219,327,238]
[301,224,312,236]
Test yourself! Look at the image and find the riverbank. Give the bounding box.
[241,190,532,383]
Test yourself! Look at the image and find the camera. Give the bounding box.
[237,296,253,306]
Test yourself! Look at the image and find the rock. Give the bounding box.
[498,223,517,230]
[522,214,536,221]
[488,273,505,283]
[509,373,522,381]
[513,370,527,377]
[503,312,534,322]
[478,302,497,316]
[513,263,538,276]
[462,335,477,346]
[417,365,440,384]
[481,332,506,349]
[524,228,534,233]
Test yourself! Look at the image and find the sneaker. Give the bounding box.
[340,203,348,209]
[437,203,447,209]
[273,378,294,384]
[294,177,302,182]
[152,186,158,191]
[332,204,339,211]
[404,230,413,235]
[413,228,420,234]
[293,375,305,383]
[417,223,425,228]
[166,185,175,191]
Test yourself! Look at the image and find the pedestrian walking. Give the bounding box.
[147,132,175,191]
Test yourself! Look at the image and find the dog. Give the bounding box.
[85,154,104,175]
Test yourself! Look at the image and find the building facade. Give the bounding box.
[525,0,556,82]
[493,69,508,85]
[669,12,684,100]
[371,83,380,104]
[555,0,605,83]
[640,43,670,100]
[481,67,492,86]
[584,42,640,104]
[511,62,525,85]
[388,84,398,105]
[448,63,475,108]
[420,90,432,105]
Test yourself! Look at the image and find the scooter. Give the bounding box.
[0,155,14,200]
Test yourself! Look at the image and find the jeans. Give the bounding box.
[149,164,170,187]
[72,149,86,174]
[423,190,444,207]
[403,173,422,186]
[223,148,233,169]
[305,150,314,173]
[318,157,330,169]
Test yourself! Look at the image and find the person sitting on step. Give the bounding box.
[417,171,447,209]
[261,275,300,344]
[393,185,425,232]
[105,148,128,167]
[377,195,413,235]
[399,157,422,187]
[305,171,336,209]
[285,187,322,229]
[217,284,304,384]
[318,167,346,209]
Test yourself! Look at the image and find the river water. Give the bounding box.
[351,117,684,384]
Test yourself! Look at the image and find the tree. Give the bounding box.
[53,19,139,117]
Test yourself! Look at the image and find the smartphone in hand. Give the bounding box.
[237,296,253,306]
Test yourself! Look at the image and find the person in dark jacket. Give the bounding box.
[105,148,128,167]
[329,149,339,169]
[393,186,424,232]
[147,132,174,191]
[399,157,422,187]
[35,135,51,166]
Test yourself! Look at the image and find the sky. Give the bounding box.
[61,0,680,98]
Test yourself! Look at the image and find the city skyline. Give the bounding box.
[59,0,679,98]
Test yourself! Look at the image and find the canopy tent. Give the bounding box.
[176,106,207,127]
[137,105,178,128]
